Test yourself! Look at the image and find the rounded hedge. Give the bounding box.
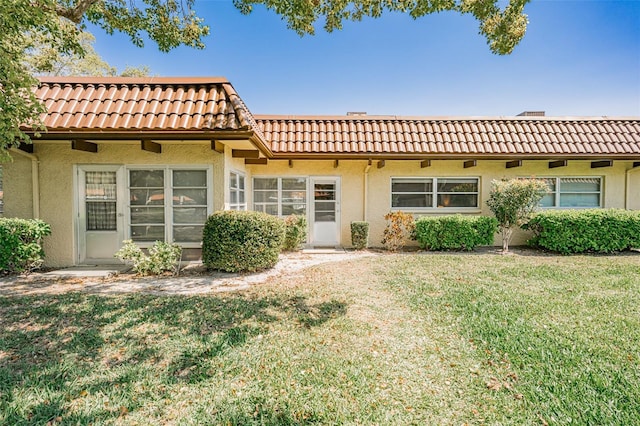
[350,221,369,250]
[415,215,497,251]
[525,209,640,254]
[202,210,285,272]
[0,218,51,273]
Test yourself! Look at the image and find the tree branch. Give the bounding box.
[54,0,100,23]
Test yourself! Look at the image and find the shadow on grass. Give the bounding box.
[289,296,347,328]
[0,291,347,424]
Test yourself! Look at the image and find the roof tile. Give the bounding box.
[256,115,640,155]
[34,77,260,136]
[32,77,640,158]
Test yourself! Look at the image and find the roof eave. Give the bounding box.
[25,128,275,158]
[26,129,257,141]
[269,152,640,160]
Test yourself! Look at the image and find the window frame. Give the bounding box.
[84,170,118,231]
[390,176,481,211]
[126,165,213,247]
[228,170,247,211]
[252,176,308,217]
[528,176,603,209]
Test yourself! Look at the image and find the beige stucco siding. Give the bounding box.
[247,160,368,246]
[246,158,637,248]
[365,159,633,247]
[626,168,640,210]
[2,154,34,219]
[4,142,639,267]
[33,141,223,267]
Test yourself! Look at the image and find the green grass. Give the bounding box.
[1,252,639,425]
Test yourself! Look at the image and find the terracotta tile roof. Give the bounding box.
[29,78,640,159]
[34,77,263,136]
[255,115,640,158]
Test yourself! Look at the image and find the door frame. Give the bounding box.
[74,165,126,264]
[309,176,341,246]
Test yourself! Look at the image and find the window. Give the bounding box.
[391,177,479,209]
[253,177,307,216]
[0,165,3,216]
[85,171,117,231]
[229,172,246,210]
[129,167,210,244]
[536,177,602,208]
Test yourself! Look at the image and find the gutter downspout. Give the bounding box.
[363,160,371,221]
[9,148,40,219]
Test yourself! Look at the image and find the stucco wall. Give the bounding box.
[626,168,640,211]
[251,158,636,248]
[247,160,368,246]
[365,159,633,247]
[34,141,223,267]
[2,154,34,219]
[5,142,639,267]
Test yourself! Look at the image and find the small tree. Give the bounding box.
[486,178,548,253]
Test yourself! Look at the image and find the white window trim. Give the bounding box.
[228,170,247,211]
[252,176,309,217]
[126,165,213,247]
[528,176,603,209]
[390,176,481,212]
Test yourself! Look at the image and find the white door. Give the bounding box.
[77,166,125,264]
[310,177,340,246]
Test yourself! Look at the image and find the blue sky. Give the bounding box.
[89,0,640,117]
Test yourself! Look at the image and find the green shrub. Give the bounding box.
[415,215,497,251]
[282,215,307,251]
[525,209,640,254]
[0,218,51,273]
[381,211,415,252]
[203,211,285,272]
[114,240,182,275]
[351,221,369,250]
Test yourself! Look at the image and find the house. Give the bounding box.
[1,76,639,266]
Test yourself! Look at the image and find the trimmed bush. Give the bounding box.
[0,218,51,273]
[525,209,640,254]
[282,215,307,251]
[351,221,369,250]
[114,240,182,276]
[415,215,497,251]
[203,211,285,272]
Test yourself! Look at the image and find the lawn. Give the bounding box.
[1,252,639,425]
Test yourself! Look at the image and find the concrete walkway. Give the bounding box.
[0,251,379,296]
[43,264,132,278]
[38,248,348,279]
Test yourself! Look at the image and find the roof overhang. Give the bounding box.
[26,129,273,157]
[268,152,640,161]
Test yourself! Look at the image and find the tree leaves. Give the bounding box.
[235,0,531,55]
[2,0,531,156]
[486,178,548,252]
[1,0,208,156]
